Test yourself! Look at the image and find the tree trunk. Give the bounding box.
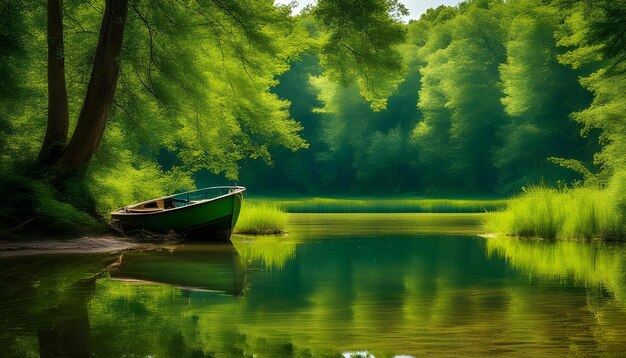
[39,0,69,165]
[53,0,128,171]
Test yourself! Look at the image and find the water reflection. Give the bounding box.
[110,243,246,296]
[485,237,626,355]
[0,254,117,357]
[232,234,296,270]
[485,237,626,304]
[2,215,626,356]
[0,244,249,357]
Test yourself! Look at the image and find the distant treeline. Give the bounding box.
[234,0,623,196]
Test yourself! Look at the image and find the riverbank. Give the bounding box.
[0,212,488,256]
[0,233,186,257]
[0,236,138,257]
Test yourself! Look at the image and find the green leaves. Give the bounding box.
[555,0,626,179]
[111,0,308,180]
[313,0,408,110]
[413,3,506,191]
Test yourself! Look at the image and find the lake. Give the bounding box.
[1,213,626,357]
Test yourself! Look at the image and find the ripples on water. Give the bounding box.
[1,213,625,357]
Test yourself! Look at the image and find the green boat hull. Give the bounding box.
[111,187,244,240]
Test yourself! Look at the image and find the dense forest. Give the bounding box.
[0,0,624,231]
[238,0,624,196]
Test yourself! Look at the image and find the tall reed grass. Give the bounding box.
[234,203,288,234]
[250,198,507,213]
[486,173,626,240]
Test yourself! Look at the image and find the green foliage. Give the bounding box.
[237,0,614,197]
[1,0,414,227]
[412,1,507,191]
[0,2,46,166]
[495,2,592,191]
[313,0,408,110]
[86,158,195,219]
[234,202,288,234]
[30,180,99,232]
[484,0,626,240]
[0,0,314,225]
[1,0,624,231]
[0,172,99,234]
[109,0,309,179]
[555,0,626,179]
[486,173,626,240]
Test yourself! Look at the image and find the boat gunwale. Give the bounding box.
[110,186,246,217]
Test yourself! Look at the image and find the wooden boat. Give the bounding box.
[111,186,245,240]
[109,243,247,296]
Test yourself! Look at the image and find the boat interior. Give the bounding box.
[120,187,242,214]
[125,197,177,213]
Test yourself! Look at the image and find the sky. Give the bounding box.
[274,0,462,22]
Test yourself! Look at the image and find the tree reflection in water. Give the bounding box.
[2,232,626,357]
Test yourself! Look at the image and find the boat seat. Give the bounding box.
[127,208,165,213]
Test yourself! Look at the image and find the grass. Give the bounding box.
[234,203,288,235]
[486,173,626,240]
[234,197,507,236]
[249,197,508,213]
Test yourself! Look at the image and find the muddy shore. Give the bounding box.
[0,235,183,257]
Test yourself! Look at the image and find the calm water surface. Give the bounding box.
[1,213,626,357]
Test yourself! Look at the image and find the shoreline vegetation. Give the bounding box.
[486,172,626,241]
[235,198,506,235]
[4,190,625,241]
[240,180,625,240]
[249,197,508,213]
[234,203,289,235]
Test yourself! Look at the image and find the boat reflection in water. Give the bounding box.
[0,243,247,357]
[109,243,247,297]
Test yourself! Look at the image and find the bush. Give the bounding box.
[234,203,288,234]
[86,161,195,219]
[0,172,99,235]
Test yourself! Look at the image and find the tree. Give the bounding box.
[38,0,299,173]
[30,0,411,177]
[495,1,593,192]
[413,1,507,192]
[555,0,626,180]
[313,0,408,110]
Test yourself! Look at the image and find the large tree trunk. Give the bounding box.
[39,0,69,165]
[54,0,128,171]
